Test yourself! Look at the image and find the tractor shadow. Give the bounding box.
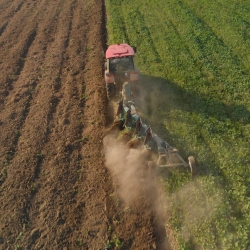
[135,74,250,176]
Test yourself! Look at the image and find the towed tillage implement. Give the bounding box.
[104,43,196,177]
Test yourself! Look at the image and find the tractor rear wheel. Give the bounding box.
[188,156,196,177]
[107,83,116,100]
[148,161,158,179]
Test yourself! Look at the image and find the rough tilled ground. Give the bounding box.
[0,0,171,249]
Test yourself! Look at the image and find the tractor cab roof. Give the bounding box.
[106,43,135,59]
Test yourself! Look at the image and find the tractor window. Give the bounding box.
[109,57,134,72]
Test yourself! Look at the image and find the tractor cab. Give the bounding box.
[104,43,139,99]
[109,57,134,73]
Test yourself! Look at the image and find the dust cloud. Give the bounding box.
[103,133,151,205]
[104,132,172,249]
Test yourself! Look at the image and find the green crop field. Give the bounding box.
[105,0,250,249]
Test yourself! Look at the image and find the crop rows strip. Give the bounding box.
[0,0,99,248]
[0,0,84,246]
[24,0,113,248]
[0,26,38,180]
[0,0,67,172]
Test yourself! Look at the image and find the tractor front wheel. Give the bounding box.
[107,83,116,100]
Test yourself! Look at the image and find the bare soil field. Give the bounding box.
[0,0,171,249]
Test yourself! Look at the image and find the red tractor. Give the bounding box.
[104,43,139,99]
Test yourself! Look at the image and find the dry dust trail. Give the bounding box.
[0,0,170,249]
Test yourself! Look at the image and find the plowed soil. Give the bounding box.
[0,0,171,249]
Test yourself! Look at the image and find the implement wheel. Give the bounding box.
[188,156,196,177]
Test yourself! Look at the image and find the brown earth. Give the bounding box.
[0,0,172,249]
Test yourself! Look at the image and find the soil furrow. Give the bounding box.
[17,29,38,78]
[0,0,37,39]
[0,0,24,20]
[0,0,11,12]
[14,0,24,12]
[0,22,8,37]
